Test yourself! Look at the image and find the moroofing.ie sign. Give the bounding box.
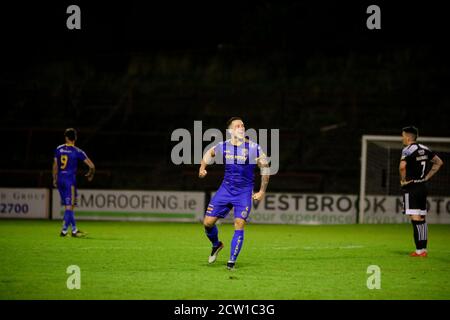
[51,189,205,222]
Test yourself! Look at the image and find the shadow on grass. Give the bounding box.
[390,250,450,263]
[71,236,123,241]
[203,261,261,270]
[391,250,411,256]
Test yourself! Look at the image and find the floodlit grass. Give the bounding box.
[1,220,449,299]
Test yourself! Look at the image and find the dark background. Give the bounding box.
[1,1,449,193]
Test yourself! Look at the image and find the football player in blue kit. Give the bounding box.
[53,128,95,237]
[199,117,270,270]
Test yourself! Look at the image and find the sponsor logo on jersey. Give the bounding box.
[225,154,247,161]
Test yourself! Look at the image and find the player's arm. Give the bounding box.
[399,160,412,186]
[84,158,96,182]
[253,154,270,201]
[199,147,216,178]
[52,157,58,188]
[424,155,444,182]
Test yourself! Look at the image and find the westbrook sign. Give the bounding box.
[211,193,450,225]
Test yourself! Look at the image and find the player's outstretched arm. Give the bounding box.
[52,157,58,188]
[199,147,215,178]
[424,155,444,182]
[84,158,96,182]
[253,156,270,201]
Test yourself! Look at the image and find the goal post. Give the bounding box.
[359,135,450,224]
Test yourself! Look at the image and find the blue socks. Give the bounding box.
[62,210,70,232]
[229,230,244,262]
[205,226,245,262]
[205,225,219,247]
[63,209,76,233]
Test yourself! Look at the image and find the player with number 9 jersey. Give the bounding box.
[54,143,88,206]
[53,128,95,237]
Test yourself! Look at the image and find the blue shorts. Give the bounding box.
[57,178,78,206]
[206,184,253,221]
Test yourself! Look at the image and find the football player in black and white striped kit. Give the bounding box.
[399,126,444,257]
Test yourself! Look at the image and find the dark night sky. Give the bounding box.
[1,1,449,58]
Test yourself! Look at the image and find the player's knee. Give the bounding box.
[203,218,215,228]
[234,219,246,230]
[203,222,213,228]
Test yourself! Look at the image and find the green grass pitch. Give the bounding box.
[1,220,449,299]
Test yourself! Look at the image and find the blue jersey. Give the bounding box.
[205,139,263,221]
[54,144,88,182]
[214,139,263,192]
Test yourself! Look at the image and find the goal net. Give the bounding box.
[359,135,450,224]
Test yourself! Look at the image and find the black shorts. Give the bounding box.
[402,183,427,215]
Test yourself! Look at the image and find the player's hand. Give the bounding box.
[85,172,94,182]
[199,169,207,178]
[53,179,57,188]
[252,191,265,201]
[400,180,413,187]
